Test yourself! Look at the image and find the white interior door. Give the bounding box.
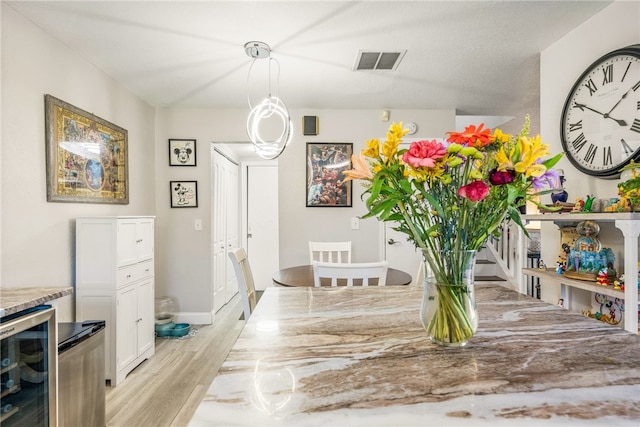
[212,149,240,312]
[224,163,239,303]
[246,164,279,291]
[212,150,227,313]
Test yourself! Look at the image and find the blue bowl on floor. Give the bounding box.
[155,321,175,335]
[168,323,190,337]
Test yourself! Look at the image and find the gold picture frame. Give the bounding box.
[45,94,128,204]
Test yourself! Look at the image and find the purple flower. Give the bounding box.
[532,168,561,190]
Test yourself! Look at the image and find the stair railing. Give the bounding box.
[486,220,526,292]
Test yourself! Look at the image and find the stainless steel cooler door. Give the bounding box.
[58,328,105,427]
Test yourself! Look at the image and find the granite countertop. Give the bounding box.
[190,284,640,426]
[0,287,73,318]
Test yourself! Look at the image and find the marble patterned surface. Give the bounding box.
[0,287,73,317]
[190,284,640,426]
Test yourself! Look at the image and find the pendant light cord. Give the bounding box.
[247,57,281,110]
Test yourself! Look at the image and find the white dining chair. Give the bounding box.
[228,248,257,320]
[309,241,352,263]
[312,260,388,287]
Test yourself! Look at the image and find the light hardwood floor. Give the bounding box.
[105,295,244,427]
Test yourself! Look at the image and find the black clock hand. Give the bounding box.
[573,102,627,126]
[606,81,640,115]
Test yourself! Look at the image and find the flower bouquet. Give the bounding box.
[344,117,563,345]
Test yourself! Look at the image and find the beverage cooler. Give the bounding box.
[0,305,57,426]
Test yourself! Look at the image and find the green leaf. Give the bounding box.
[542,153,563,169]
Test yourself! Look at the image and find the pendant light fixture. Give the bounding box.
[244,41,292,160]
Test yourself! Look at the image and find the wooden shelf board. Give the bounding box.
[522,268,639,299]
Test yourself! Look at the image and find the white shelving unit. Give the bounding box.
[75,216,155,386]
[519,212,639,334]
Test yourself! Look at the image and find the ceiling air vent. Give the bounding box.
[354,50,406,71]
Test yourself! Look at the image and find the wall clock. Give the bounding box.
[560,44,640,178]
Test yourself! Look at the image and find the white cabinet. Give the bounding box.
[519,213,639,334]
[75,216,155,386]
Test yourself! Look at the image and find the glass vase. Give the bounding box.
[420,249,479,347]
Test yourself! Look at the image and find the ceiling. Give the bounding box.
[7,0,612,129]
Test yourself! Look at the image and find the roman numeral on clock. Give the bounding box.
[603,146,612,166]
[621,138,635,157]
[584,78,597,96]
[602,64,613,85]
[584,144,597,164]
[631,118,640,134]
[569,120,582,132]
[634,81,640,91]
[571,133,587,152]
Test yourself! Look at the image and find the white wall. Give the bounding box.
[154,108,454,321]
[277,109,455,267]
[1,5,156,320]
[539,1,640,306]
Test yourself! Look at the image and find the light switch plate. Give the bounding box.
[194,218,202,231]
[351,217,360,230]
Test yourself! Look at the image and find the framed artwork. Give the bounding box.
[170,181,198,208]
[169,138,197,166]
[306,142,352,207]
[45,94,128,204]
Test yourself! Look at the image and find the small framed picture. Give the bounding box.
[170,181,198,208]
[306,142,353,207]
[169,139,197,166]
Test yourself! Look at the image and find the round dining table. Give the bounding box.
[272,265,413,287]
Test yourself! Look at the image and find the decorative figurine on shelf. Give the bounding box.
[583,195,596,212]
[596,268,609,286]
[571,197,585,212]
[603,195,631,212]
[592,294,624,326]
[564,221,617,282]
[538,259,546,270]
[550,170,568,203]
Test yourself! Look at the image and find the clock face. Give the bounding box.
[560,45,640,178]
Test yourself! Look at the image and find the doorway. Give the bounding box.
[242,162,279,291]
[212,142,280,314]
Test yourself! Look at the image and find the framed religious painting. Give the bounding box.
[170,180,198,208]
[306,142,352,207]
[45,94,128,204]
[168,138,197,166]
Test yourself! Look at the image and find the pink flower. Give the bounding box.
[402,140,446,168]
[458,181,489,202]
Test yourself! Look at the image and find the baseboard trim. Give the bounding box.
[174,311,214,325]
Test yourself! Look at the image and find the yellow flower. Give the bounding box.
[515,135,550,177]
[389,122,410,139]
[342,153,374,181]
[492,129,510,144]
[362,138,380,158]
[381,135,401,162]
[495,145,514,170]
